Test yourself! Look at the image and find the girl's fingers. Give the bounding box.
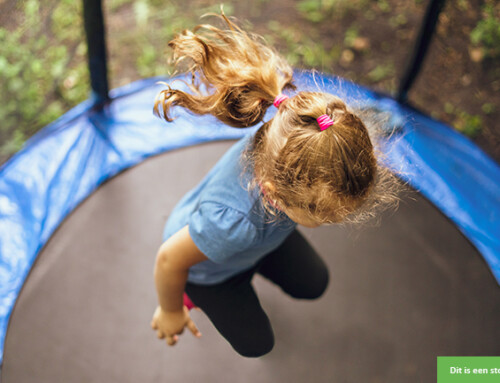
[152,306,161,330]
[187,319,202,338]
[157,330,165,339]
[166,335,178,346]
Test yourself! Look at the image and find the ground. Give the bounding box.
[0,0,498,164]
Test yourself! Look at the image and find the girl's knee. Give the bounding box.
[290,268,329,300]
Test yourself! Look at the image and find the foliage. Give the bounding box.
[297,0,335,23]
[343,25,359,48]
[0,0,87,161]
[0,0,234,163]
[454,111,483,138]
[444,103,484,138]
[470,1,500,59]
[266,20,339,69]
[108,0,234,79]
[296,0,368,22]
[368,63,394,82]
[0,0,496,164]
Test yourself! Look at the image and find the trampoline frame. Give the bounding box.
[0,0,499,370]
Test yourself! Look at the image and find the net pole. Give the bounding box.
[83,0,110,104]
[396,0,446,103]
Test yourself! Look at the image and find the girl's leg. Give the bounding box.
[185,268,274,358]
[257,229,329,299]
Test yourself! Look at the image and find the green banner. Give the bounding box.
[438,357,500,382]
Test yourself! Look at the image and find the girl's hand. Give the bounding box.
[151,305,202,346]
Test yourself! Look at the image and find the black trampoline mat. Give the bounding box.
[3,140,499,383]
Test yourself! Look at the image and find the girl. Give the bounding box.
[151,12,398,358]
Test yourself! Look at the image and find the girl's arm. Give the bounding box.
[152,225,208,346]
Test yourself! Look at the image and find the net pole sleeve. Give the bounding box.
[83,0,110,104]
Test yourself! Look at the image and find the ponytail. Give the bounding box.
[154,12,295,128]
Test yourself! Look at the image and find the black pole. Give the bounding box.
[83,0,110,104]
[396,0,446,103]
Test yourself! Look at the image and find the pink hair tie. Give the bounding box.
[317,114,335,131]
[273,94,289,108]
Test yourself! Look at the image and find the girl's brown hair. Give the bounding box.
[155,12,400,224]
[154,12,295,128]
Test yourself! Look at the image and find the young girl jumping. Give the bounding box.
[151,12,398,358]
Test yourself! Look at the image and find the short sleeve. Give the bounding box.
[188,201,258,264]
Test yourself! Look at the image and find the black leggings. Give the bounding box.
[185,230,329,358]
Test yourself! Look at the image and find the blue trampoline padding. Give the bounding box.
[0,71,499,365]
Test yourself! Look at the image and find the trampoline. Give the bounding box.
[0,1,499,382]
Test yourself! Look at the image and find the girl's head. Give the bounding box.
[251,92,378,226]
[155,12,399,226]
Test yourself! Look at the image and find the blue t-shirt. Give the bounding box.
[162,133,297,285]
